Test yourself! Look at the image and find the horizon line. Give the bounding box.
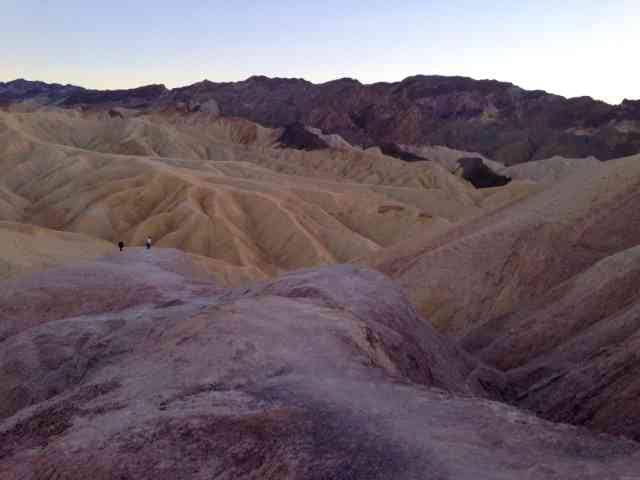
[1,74,635,106]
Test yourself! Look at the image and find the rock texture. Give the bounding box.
[2,76,640,164]
[2,251,640,479]
[3,94,640,477]
[464,244,640,441]
[370,153,640,440]
[0,108,510,280]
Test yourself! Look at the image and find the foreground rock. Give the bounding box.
[2,250,640,479]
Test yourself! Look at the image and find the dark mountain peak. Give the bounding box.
[0,78,83,105]
[570,95,596,102]
[621,99,640,110]
[401,74,513,87]
[394,75,517,99]
[5,78,83,90]
[128,83,167,92]
[321,77,362,86]
[402,74,469,82]
[189,79,216,88]
[245,75,270,82]
[5,78,32,86]
[60,83,167,107]
[245,75,310,85]
[172,79,219,96]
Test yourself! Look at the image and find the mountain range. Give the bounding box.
[2,75,639,164]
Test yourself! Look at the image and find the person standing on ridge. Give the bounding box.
[118,241,124,251]
[146,237,152,250]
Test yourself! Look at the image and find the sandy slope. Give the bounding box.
[373,153,640,333]
[501,155,603,183]
[370,153,640,439]
[0,222,114,279]
[0,109,522,278]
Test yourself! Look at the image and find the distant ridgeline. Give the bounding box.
[2,76,639,164]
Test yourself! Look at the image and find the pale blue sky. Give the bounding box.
[2,0,638,103]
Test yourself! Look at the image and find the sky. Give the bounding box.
[2,0,638,104]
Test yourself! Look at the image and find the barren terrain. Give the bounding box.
[1,106,640,478]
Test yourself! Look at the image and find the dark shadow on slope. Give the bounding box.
[276,122,329,151]
[457,157,511,188]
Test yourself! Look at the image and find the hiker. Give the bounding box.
[146,237,152,250]
[118,241,124,251]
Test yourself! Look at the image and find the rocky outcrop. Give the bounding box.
[378,142,426,162]
[455,157,511,188]
[276,122,329,150]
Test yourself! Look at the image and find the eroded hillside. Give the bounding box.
[0,109,528,279]
[2,107,640,478]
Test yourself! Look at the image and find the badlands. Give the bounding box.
[1,102,640,479]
